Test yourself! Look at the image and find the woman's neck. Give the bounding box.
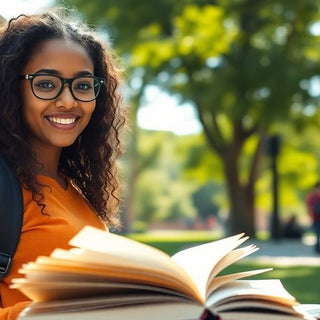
[31,143,66,188]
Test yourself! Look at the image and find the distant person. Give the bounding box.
[282,215,303,240]
[306,182,320,253]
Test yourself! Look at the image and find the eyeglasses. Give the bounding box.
[19,74,105,102]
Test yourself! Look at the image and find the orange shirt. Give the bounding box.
[0,176,106,320]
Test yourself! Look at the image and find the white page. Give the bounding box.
[66,226,201,300]
[69,226,172,268]
[171,233,248,297]
[206,279,296,309]
[68,226,195,286]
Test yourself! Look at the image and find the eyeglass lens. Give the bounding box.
[31,75,100,101]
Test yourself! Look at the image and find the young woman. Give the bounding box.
[0,9,125,319]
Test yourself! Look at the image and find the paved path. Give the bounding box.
[246,236,320,266]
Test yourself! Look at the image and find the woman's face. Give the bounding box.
[20,38,96,153]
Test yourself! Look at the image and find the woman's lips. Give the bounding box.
[45,114,80,130]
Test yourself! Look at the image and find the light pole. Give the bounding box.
[267,135,281,240]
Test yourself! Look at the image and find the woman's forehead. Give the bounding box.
[22,38,94,76]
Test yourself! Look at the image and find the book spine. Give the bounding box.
[200,310,220,320]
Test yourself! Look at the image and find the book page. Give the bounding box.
[21,294,198,313]
[295,305,320,320]
[207,244,259,280]
[13,255,202,303]
[171,233,248,297]
[206,268,272,295]
[217,311,315,320]
[12,278,192,302]
[215,300,314,316]
[69,226,173,269]
[13,227,203,302]
[19,301,204,320]
[69,227,202,300]
[206,279,297,310]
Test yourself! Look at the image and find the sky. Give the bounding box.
[0,0,54,20]
[0,0,202,136]
[138,86,202,136]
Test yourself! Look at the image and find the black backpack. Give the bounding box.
[0,155,23,281]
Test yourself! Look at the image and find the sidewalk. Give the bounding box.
[246,235,320,266]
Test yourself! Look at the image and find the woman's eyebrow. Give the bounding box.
[33,69,94,77]
[75,71,94,77]
[34,68,59,75]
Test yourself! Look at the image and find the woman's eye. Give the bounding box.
[35,81,55,90]
[75,82,93,91]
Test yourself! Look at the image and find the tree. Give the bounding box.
[64,0,320,236]
[192,182,221,222]
[132,130,198,228]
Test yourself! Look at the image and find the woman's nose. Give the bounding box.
[56,85,77,108]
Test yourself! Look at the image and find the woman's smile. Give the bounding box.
[45,113,81,129]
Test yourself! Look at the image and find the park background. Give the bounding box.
[2,0,320,304]
[56,0,320,239]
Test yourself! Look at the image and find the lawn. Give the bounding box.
[222,262,320,304]
[129,230,320,304]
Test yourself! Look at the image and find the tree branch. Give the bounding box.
[196,103,226,155]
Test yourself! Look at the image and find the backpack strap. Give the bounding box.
[0,155,23,281]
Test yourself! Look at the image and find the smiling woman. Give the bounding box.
[0,8,126,320]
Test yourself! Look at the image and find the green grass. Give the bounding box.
[222,262,320,304]
[128,231,320,304]
[129,230,222,255]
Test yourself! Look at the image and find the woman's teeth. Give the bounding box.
[47,116,77,124]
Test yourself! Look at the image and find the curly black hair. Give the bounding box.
[0,9,125,228]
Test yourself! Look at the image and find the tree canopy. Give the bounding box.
[61,0,320,236]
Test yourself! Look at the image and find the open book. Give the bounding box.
[12,226,316,320]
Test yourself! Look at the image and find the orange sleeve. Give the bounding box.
[0,301,31,320]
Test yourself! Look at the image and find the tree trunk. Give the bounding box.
[227,180,256,237]
[222,135,265,238]
[222,150,255,237]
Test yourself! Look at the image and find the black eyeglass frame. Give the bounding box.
[19,73,105,102]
